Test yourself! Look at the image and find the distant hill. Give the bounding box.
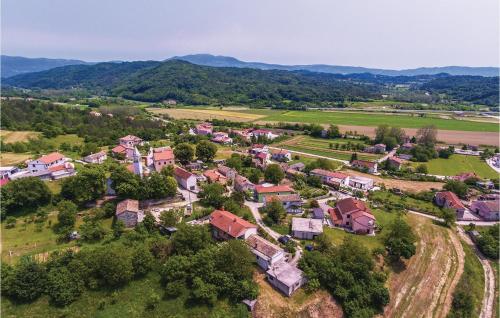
[1,55,93,78]
[171,54,500,77]
[3,59,498,106]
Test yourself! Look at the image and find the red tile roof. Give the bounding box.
[265,194,301,203]
[203,169,226,183]
[38,152,64,164]
[256,152,268,160]
[153,148,174,161]
[246,234,282,258]
[335,198,372,216]
[210,210,257,238]
[255,185,293,194]
[436,191,465,209]
[0,178,10,187]
[352,160,376,169]
[311,168,348,180]
[388,156,403,164]
[48,164,67,172]
[116,199,140,215]
[112,145,128,153]
[328,207,343,223]
[120,135,142,142]
[174,166,194,180]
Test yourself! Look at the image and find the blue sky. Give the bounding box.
[1,0,499,68]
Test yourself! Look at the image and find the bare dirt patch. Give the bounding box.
[253,271,343,318]
[0,152,32,165]
[147,108,266,122]
[382,214,464,318]
[343,169,444,192]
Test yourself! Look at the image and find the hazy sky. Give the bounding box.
[2,0,499,68]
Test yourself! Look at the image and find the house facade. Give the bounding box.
[116,199,144,228]
[271,149,292,162]
[217,165,237,180]
[83,151,107,164]
[387,156,403,170]
[435,191,466,216]
[265,194,303,214]
[28,152,66,173]
[119,135,143,148]
[329,198,376,234]
[310,169,350,187]
[349,176,374,190]
[351,160,378,174]
[471,200,500,221]
[174,166,198,191]
[254,185,294,203]
[209,210,258,240]
[266,261,307,296]
[234,175,255,192]
[147,147,175,172]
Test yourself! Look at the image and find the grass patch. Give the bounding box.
[448,240,485,318]
[411,154,498,179]
[0,130,41,143]
[0,152,33,165]
[48,134,85,148]
[1,272,248,318]
[369,190,442,216]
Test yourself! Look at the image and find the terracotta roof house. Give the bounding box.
[255,152,269,164]
[291,217,323,239]
[119,135,143,148]
[387,156,403,170]
[217,165,237,180]
[234,175,255,192]
[111,144,135,160]
[351,160,378,174]
[251,129,279,140]
[232,129,252,141]
[349,176,374,190]
[174,166,198,192]
[116,199,144,228]
[266,261,307,296]
[195,123,213,135]
[246,234,285,270]
[285,168,305,179]
[330,198,376,234]
[254,185,294,203]
[209,210,258,240]
[310,169,349,187]
[289,162,305,172]
[203,169,228,185]
[434,191,466,217]
[265,194,303,214]
[83,151,107,164]
[146,147,175,172]
[211,132,233,144]
[27,152,66,173]
[471,200,500,221]
[249,144,269,154]
[271,149,292,162]
[365,144,386,154]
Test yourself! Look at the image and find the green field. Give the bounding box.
[412,155,498,179]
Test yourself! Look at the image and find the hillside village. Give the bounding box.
[1,100,498,318]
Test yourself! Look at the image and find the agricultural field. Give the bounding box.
[148,107,268,122]
[0,130,41,143]
[274,135,381,162]
[383,213,464,318]
[0,152,32,165]
[411,154,498,179]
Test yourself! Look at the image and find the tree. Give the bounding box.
[416,125,438,147]
[230,191,245,206]
[80,143,100,157]
[443,180,469,198]
[350,152,358,163]
[112,220,126,238]
[109,166,141,199]
[5,216,16,228]
[79,216,108,242]
[171,224,212,255]
[142,212,157,233]
[226,155,242,171]
[415,164,428,174]
[1,177,52,213]
[46,267,84,306]
[132,245,154,277]
[159,209,182,227]
[440,208,456,227]
[382,136,397,151]
[95,245,133,287]
[263,200,286,224]
[196,141,217,162]
[199,183,226,209]
[264,164,284,184]
[7,257,47,302]
[143,173,177,199]
[191,277,217,306]
[327,125,341,138]
[174,143,194,164]
[56,200,77,231]
[383,217,417,262]
[248,168,262,184]
[61,166,106,205]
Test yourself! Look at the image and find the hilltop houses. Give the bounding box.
[209,210,258,240]
[329,198,376,234]
[351,160,378,174]
[174,166,198,192]
[116,199,144,228]
[83,151,107,164]
[254,185,294,203]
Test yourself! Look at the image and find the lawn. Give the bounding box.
[0,152,33,165]
[412,154,498,179]
[0,130,41,143]
[275,135,380,161]
[1,272,248,318]
[322,208,400,251]
[48,134,85,148]
[369,190,442,216]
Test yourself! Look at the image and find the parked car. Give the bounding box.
[278,235,291,244]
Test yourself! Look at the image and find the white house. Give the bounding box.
[349,176,374,190]
[28,152,66,173]
[174,166,198,192]
[83,151,107,164]
[291,217,323,240]
[266,261,307,296]
[310,169,350,186]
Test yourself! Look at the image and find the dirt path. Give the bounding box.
[382,214,464,318]
[457,227,496,318]
[344,169,444,192]
[253,271,343,318]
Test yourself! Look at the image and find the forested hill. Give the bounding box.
[4,59,499,106]
[1,55,90,78]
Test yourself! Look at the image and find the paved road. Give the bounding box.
[267,146,349,164]
[377,148,397,163]
[457,227,495,318]
[245,200,303,264]
[486,158,500,174]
